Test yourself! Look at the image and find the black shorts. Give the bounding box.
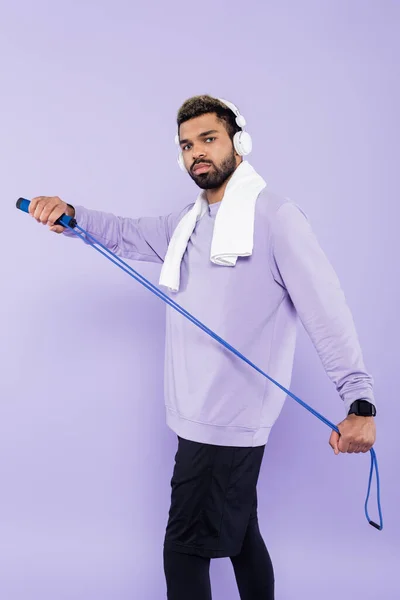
[163,435,265,559]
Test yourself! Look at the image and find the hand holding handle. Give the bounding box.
[16,197,77,229]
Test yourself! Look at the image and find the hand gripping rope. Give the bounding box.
[16,198,383,531]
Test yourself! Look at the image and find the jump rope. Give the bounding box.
[16,197,383,531]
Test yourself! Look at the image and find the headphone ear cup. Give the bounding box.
[233,131,253,156]
[175,134,187,171]
[177,152,187,172]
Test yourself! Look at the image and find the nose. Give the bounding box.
[192,144,206,161]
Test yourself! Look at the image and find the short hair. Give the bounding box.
[177,94,241,141]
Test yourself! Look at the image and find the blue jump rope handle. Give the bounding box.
[16,197,77,229]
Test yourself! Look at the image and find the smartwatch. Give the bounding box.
[348,399,376,417]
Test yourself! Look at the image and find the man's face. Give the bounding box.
[178,113,241,189]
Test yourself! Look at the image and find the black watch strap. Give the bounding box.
[348,399,376,417]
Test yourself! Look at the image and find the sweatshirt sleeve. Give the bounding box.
[62,204,192,264]
[270,201,375,415]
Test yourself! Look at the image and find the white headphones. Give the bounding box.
[175,97,253,172]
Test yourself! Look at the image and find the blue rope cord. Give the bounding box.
[68,221,383,532]
[16,199,383,531]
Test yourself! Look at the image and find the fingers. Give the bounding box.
[30,196,53,222]
[31,196,60,223]
[330,434,373,455]
[338,436,349,453]
[28,196,42,218]
[347,443,372,454]
[330,435,374,454]
[359,444,373,453]
[49,225,65,234]
[329,430,367,454]
[330,415,376,455]
[338,437,370,453]
[345,442,356,454]
[349,443,364,454]
[29,196,67,228]
[47,206,66,227]
[338,440,374,454]
[329,431,340,455]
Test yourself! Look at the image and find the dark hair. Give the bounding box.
[177,94,241,141]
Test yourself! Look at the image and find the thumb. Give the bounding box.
[49,225,64,234]
[330,431,340,455]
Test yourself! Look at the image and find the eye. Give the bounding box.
[182,137,216,152]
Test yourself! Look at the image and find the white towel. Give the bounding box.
[159,160,267,292]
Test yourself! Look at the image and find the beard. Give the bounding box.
[189,148,237,190]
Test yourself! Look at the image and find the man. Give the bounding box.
[28,95,376,600]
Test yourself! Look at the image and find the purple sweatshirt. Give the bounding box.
[63,189,375,447]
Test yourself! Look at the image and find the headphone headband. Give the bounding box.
[216,98,247,129]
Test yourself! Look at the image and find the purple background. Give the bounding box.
[1,1,399,598]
